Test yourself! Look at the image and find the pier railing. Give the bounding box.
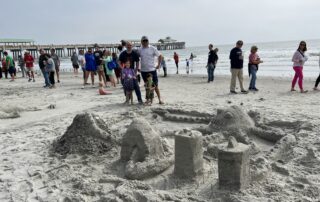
[0,42,185,59]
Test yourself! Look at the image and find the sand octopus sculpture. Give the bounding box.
[195,105,287,145]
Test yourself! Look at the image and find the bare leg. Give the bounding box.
[155,86,163,104]
[111,76,116,87]
[27,71,31,79]
[91,72,95,85]
[102,71,107,86]
[31,71,35,80]
[56,70,60,82]
[84,71,89,85]
[125,91,130,104]
[10,73,14,81]
[98,71,102,82]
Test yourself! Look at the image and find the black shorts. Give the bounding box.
[73,64,79,69]
[141,70,158,86]
[8,67,16,74]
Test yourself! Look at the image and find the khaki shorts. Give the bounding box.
[27,67,34,72]
[98,65,104,71]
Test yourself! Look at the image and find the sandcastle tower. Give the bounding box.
[174,129,204,178]
[218,136,250,190]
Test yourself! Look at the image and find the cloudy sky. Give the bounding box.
[1,0,319,46]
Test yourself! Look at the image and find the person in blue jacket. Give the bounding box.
[82,48,96,89]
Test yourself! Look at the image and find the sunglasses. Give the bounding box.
[142,40,148,42]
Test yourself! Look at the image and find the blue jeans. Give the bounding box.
[249,65,257,89]
[133,79,142,102]
[41,68,50,86]
[207,64,215,82]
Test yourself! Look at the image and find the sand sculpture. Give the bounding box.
[44,107,316,201]
[152,108,212,124]
[174,129,204,178]
[120,118,174,180]
[53,113,115,156]
[218,136,250,190]
[195,106,288,145]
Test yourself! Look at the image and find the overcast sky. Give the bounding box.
[1,0,319,46]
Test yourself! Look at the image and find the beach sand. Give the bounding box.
[0,73,319,201]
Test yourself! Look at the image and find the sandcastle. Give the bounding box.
[53,113,115,155]
[218,136,250,190]
[174,129,204,178]
[120,117,174,180]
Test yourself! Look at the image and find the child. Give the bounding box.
[145,73,156,105]
[98,82,112,95]
[160,55,167,77]
[122,60,135,105]
[102,50,116,87]
[106,58,117,87]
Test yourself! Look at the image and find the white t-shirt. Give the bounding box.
[78,55,86,68]
[138,45,160,72]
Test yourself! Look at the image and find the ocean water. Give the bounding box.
[56,39,320,78]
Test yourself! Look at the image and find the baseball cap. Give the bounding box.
[141,36,149,41]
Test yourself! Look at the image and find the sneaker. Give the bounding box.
[252,88,259,91]
[230,90,237,94]
[28,78,32,82]
[313,87,319,91]
[159,100,165,105]
[57,80,60,83]
[81,86,85,89]
[241,90,248,94]
[300,90,308,93]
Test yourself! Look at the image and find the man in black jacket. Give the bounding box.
[229,40,247,94]
[207,44,218,83]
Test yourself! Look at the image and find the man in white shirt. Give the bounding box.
[138,36,164,104]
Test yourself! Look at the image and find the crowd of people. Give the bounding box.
[205,40,320,93]
[1,38,320,106]
[66,36,164,105]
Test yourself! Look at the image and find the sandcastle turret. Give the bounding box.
[174,129,204,178]
[218,136,250,190]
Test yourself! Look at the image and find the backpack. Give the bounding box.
[107,60,117,70]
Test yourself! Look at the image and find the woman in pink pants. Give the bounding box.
[291,41,308,93]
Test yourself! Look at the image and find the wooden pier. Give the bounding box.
[0,40,185,59]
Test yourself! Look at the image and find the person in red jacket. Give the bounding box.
[1,57,8,79]
[173,52,179,74]
[24,51,35,82]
